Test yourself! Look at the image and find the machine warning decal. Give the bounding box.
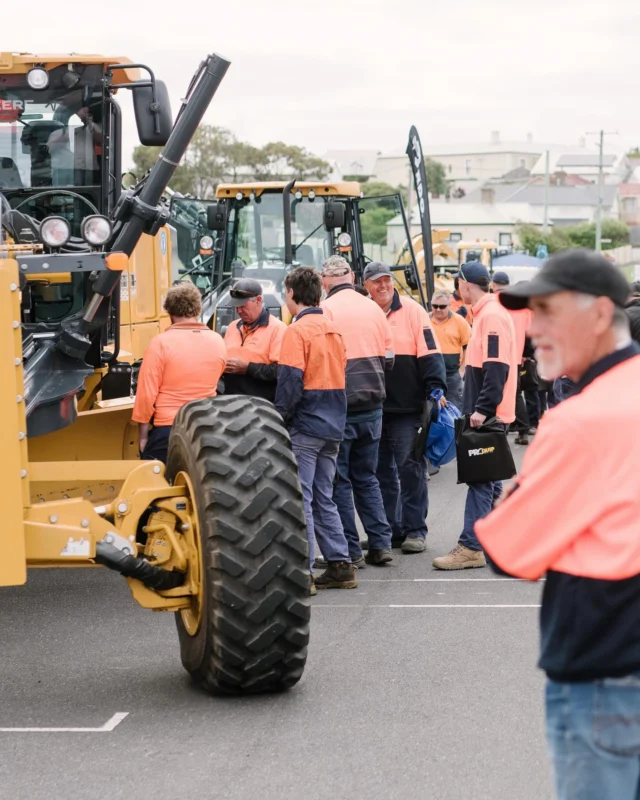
[120,273,129,302]
[60,538,90,557]
[160,230,167,256]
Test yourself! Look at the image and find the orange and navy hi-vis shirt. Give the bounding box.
[476,344,640,681]
[463,292,517,423]
[223,308,286,401]
[133,322,227,427]
[321,283,394,413]
[505,307,532,364]
[275,308,347,441]
[429,311,471,376]
[383,290,447,414]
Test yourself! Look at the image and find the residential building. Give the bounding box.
[386,200,548,253]
[373,132,570,190]
[323,150,379,181]
[619,184,640,227]
[457,183,619,227]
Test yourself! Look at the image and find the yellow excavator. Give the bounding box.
[0,51,310,694]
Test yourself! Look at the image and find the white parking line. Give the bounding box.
[0,712,129,733]
[358,578,541,583]
[313,604,541,608]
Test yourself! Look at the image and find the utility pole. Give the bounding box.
[595,130,604,252]
[543,150,550,235]
[586,130,618,252]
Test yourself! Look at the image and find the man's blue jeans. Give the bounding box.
[546,676,640,799]
[376,412,428,541]
[333,409,392,559]
[458,481,503,551]
[290,430,350,570]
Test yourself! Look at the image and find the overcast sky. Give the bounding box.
[4,0,639,165]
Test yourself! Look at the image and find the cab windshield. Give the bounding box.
[231,193,332,270]
[0,84,104,215]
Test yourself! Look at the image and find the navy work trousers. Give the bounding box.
[376,412,428,542]
[333,409,392,559]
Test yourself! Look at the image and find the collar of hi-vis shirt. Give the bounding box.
[576,342,640,393]
[327,283,354,299]
[386,289,402,315]
[169,320,209,331]
[239,307,271,331]
[470,291,495,316]
[294,307,323,321]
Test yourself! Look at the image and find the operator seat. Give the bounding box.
[0,157,23,189]
[294,244,315,267]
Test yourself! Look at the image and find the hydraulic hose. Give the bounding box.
[95,542,184,590]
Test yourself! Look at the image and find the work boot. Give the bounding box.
[514,434,529,446]
[432,544,486,570]
[365,548,393,566]
[360,539,370,551]
[313,556,328,569]
[352,555,366,569]
[401,536,426,554]
[314,561,358,590]
[310,575,317,597]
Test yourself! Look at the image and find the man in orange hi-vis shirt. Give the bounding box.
[133,282,227,464]
[433,261,518,571]
[475,250,640,800]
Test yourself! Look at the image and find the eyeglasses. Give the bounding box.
[432,304,449,310]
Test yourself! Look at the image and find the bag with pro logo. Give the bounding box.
[454,415,516,484]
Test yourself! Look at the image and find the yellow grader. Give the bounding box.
[0,52,310,694]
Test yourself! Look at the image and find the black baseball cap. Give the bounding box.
[363,261,393,282]
[492,271,510,286]
[498,249,630,311]
[456,261,490,286]
[229,278,263,307]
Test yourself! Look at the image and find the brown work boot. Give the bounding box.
[514,434,529,445]
[432,544,486,570]
[314,561,358,590]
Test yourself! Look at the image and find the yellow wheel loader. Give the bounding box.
[0,52,310,694]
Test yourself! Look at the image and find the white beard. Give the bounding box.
[535,344,564,382]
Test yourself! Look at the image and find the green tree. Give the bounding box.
[515,219,629,254]
[130,127,331,196]
[627,147,640,159]
[426,158,448,196]
[246,141,331,181]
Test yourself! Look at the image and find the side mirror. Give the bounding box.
[132,80,173,147]
[207,202,227,231]
[324,201,346,230]
[231,260,244,279]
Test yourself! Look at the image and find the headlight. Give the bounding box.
[199,235,214,250]
[81,215,112,246]
[338,232,352,247]
[294,190,303,200]
[41,216,71,247]
[27,67,49,90]
[308,190,316,200]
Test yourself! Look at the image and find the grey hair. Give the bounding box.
[575,292,630,339]
[432,290,450,303]
[322,255,350,272]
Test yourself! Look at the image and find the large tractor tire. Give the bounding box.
[166,395,310,694]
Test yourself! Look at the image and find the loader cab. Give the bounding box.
[204,182,361,331]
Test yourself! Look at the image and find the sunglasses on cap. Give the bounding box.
[432,304,449,310]
[230,289,258,300]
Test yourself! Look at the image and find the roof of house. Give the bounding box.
[377,140,573,160]
[460,183,617,208]
[389,201,548,227]
[619,183,640,197]
[530,147,628,176]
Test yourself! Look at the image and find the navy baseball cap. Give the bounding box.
[492,271,510,286]
[499,249,630,311]
[363,261,393,282]
[229,278,263,307]
[456,262,490,286]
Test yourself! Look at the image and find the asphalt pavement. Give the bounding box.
[0,443,554,800]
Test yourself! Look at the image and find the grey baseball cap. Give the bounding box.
[363,261,393,282]
[229,278,263,307]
